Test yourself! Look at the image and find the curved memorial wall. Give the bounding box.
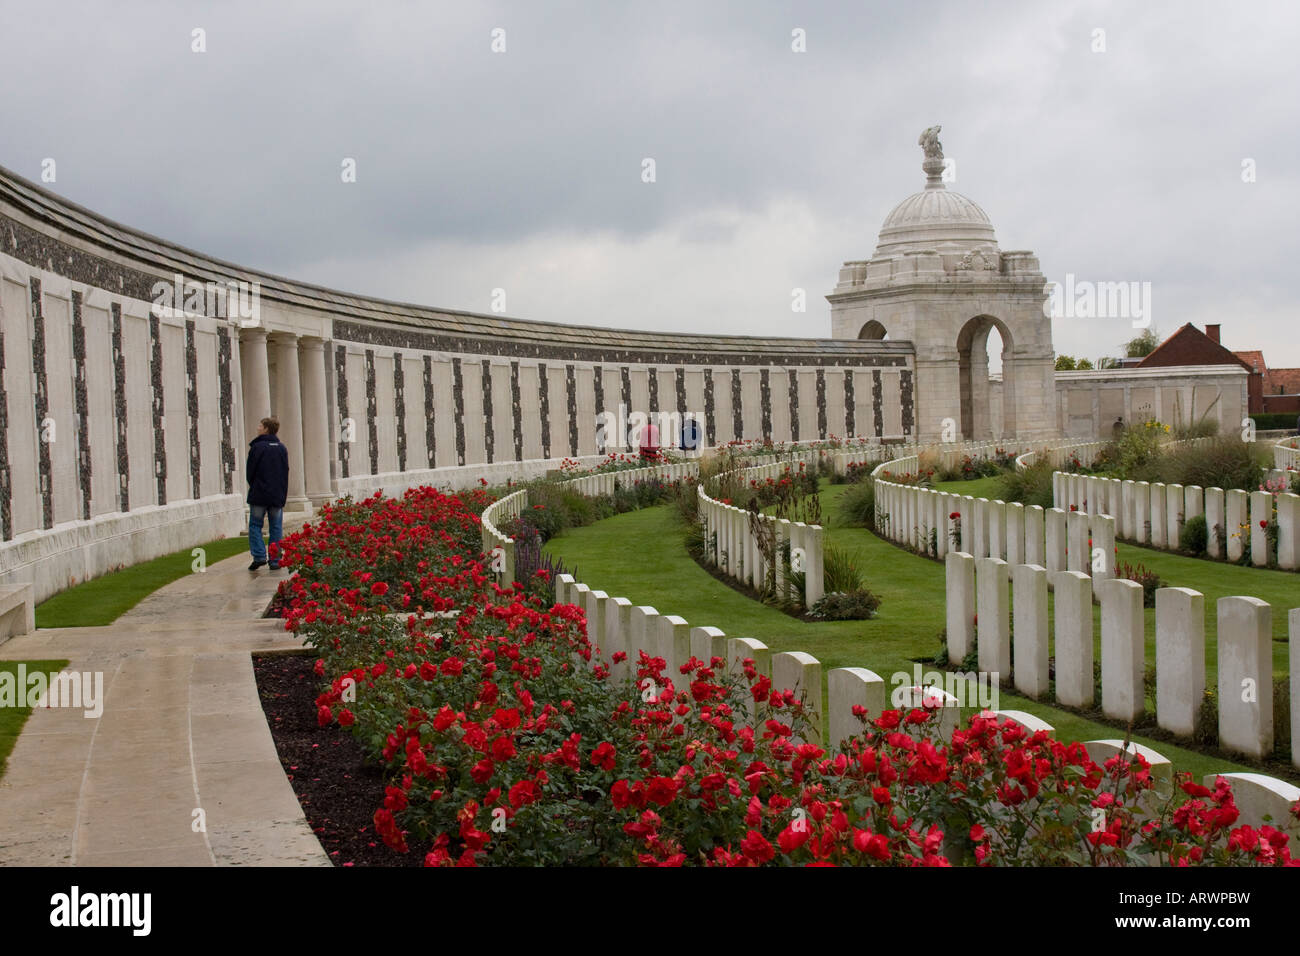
[0,166,914,600]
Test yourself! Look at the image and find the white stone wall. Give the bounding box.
[1055,366,1249,439]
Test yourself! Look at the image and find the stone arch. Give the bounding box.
[956,314,1017,440]
[857,320,888,341]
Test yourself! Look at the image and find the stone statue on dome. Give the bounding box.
[918,125,943,160]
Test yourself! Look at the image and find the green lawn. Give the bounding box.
[34,537,250,628]
[933,475,1005,499]
[545,488,1296,784]
[0,659,68,780]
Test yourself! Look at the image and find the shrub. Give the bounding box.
[1250,412,1300,432]
[996,458,1054,509]
[838,480,876,528]
[823,546,865,593]
[1179,514,1208,555]
[1117,560,1163,607]
[1153,437,1265,491]
[1114,421,1166,478]
[808,588,881,620]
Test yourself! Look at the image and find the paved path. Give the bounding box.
[0,548,327,866]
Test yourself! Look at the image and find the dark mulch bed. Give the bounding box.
[254,652,422,867]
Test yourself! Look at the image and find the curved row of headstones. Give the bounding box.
[553,569,1300,837]
[480,488,529,580]
[1057,471,1300,568]
[946,550,1300,772]
[872,479,1120,579]
[696,455,836,608]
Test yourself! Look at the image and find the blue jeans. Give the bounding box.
[249,505,284,565]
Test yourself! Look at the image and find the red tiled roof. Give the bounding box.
[1137,323,1253,371]
[1233,350,1267,374]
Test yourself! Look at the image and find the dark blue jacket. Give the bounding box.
[246,433,289,508]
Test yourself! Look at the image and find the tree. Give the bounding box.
[1076,358,1095,370]
[1123,327,1160,358]
[1055,355,1077,370]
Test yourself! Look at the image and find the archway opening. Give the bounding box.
[858,320,888,341]
[956,315,1015,441]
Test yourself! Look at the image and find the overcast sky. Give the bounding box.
[2,0,1296,366]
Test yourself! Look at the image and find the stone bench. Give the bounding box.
[0,583,34,644]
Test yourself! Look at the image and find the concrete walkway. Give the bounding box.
[0,549,328,866]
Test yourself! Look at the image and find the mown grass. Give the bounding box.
[543,487,1291,783]
[933,475,1005,499]
[0,659,68,780]
[34,537,250,628]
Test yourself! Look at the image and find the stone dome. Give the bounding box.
[874,183,999,255]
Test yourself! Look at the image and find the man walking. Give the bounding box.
[246,416,289,571]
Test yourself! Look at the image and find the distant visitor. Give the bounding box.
[246,416,289,571]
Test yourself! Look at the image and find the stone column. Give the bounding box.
[269,332,310,512]
[238,327,271,458]
[298,337,333,505]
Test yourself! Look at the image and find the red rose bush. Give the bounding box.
[273,486,1299,867]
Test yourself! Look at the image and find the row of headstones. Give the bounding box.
[945,550,1300,767]
[481,488,529,580]
[559,461,700,499]
[555,569,1300,836]
[874,480,1120,579]
[697,485,826,607]
[1056,472,1300,568]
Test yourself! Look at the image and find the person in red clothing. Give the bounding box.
[638,419,661,461]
